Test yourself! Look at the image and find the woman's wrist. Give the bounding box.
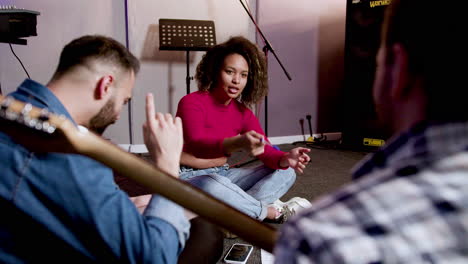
[222,135,242,154]
[278,152,290,168]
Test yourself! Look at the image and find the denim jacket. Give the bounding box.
[0,79,189,263]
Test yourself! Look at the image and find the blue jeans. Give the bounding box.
[179,164,296,220]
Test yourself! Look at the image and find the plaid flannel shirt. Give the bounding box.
[275,121,468,263]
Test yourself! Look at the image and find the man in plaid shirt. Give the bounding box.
[274,0,468,263]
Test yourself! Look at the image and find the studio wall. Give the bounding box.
[257,0,346,138]
[256,0,319,138]
[126,0,257,145]
[0,0,348,146]
[0,0,128,142]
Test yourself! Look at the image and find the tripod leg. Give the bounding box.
[300,119,305,141]
[306,115,313,138]
[186,50,190,94]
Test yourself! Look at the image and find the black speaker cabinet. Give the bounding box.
[0,9,40,45]
[341,0,391,150]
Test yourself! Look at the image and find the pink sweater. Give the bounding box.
[176,91,286,169]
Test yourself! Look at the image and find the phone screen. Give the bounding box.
[225,244,253,262]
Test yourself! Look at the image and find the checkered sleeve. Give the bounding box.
[275,156,468,263]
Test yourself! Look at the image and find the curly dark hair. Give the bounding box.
[195,36,268,107]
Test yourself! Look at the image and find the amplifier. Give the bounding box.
[0,6,40,45]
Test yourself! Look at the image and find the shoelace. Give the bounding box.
[278,205,295,224]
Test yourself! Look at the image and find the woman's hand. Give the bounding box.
[222,130,266,156]
[239,130,265,156]
[279,147,311,174]
[143,93,183,177]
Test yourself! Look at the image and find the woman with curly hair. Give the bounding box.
[176,36,311,223]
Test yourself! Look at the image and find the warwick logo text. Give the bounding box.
[370,0,391,8]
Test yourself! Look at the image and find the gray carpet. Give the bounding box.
[114,143,371,263]
[217,143,370,264]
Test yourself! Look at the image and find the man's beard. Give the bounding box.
[88,98,116,135]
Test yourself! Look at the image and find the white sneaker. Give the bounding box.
[272,199,285,207]
[273,197,312,223]
[273,197,312,210]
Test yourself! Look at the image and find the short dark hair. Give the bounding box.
[195,36,268,107]
[51,35,140,81]
[382,0,467,120]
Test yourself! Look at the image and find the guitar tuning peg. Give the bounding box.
[38,119,56,134]
[34,122,43,131]
[1,96,14,110]
[42,121,50,132]
[5,109,19,121]
[44,124,56,134]
[21,103,33,115]
[25,117,38,128]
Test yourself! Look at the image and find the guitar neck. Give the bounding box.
[0,94,277,252]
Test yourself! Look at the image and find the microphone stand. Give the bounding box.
[238,0,292,137]
[124,0,133,152]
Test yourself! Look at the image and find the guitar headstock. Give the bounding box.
[0,94,85,153]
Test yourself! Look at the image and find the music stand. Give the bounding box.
[159,18,217,94]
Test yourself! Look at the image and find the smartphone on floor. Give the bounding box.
[224,243,253,264]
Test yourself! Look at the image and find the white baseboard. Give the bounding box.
[268,132,342,145]
[118,132,342,154]
[117,144,149,154]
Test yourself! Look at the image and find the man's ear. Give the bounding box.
[389,43,410,100]
[94,75,114,99]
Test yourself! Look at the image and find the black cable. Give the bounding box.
[9,43,31,79]
[124,0,134,148]
[0,80,2,94]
